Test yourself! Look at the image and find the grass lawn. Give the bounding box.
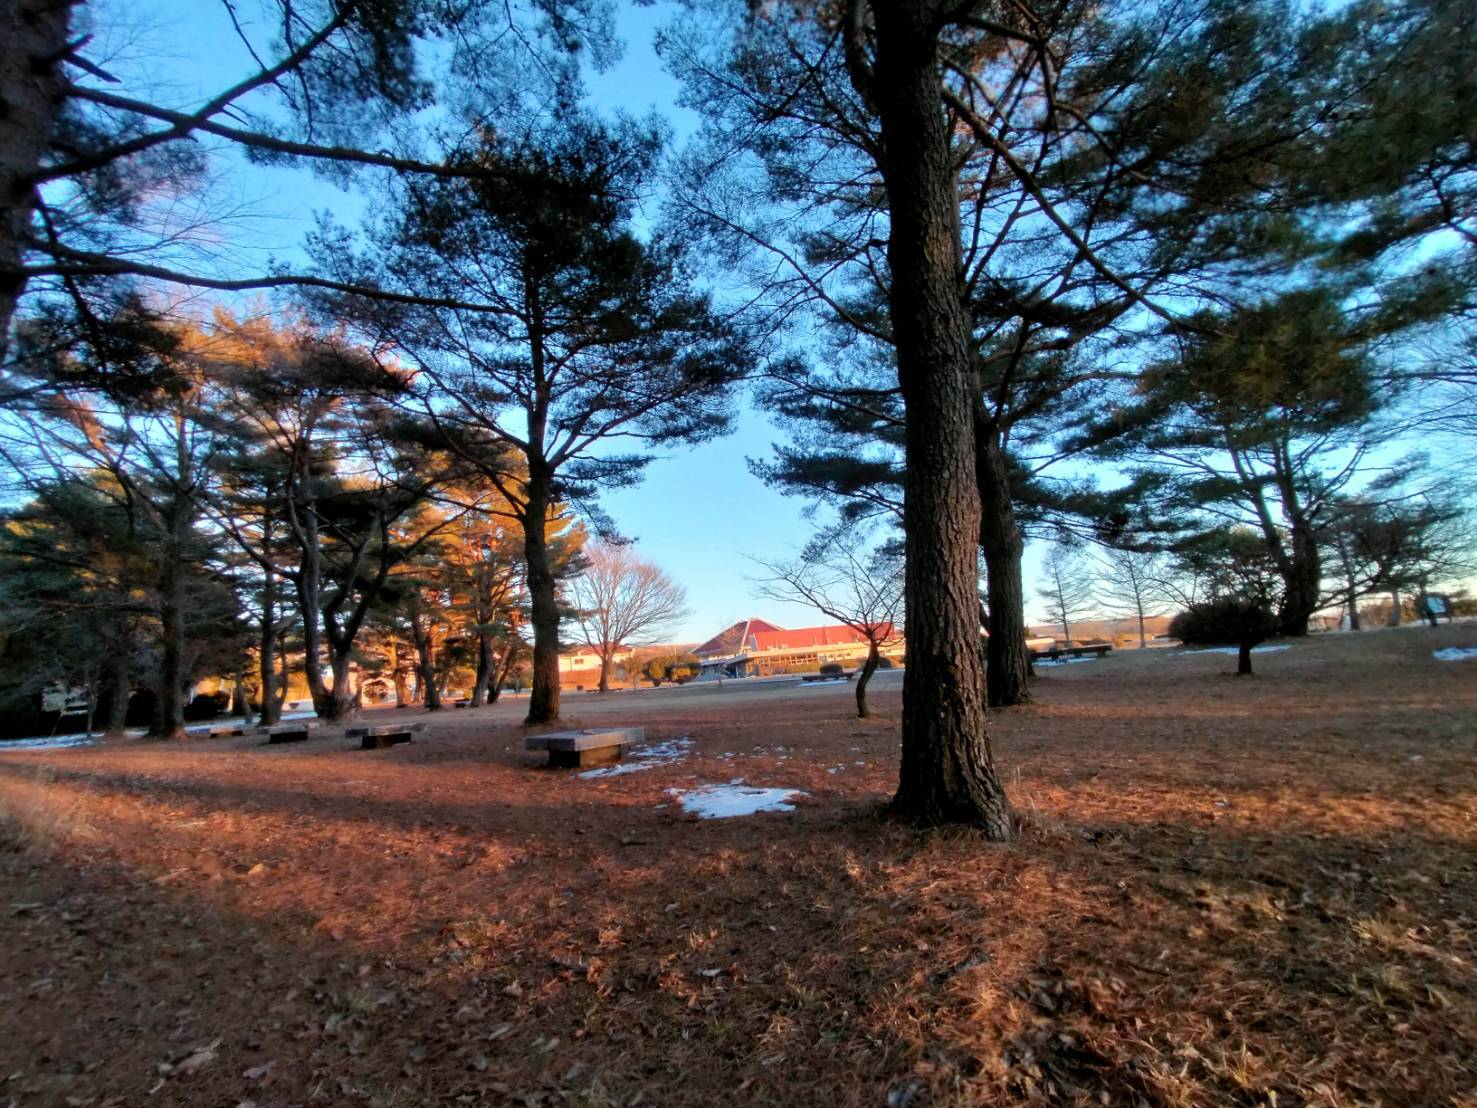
[1,625,1474,1107]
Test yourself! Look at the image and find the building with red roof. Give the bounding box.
[693,618,902,677]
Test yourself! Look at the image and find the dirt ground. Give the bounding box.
[1,626,1474,1108]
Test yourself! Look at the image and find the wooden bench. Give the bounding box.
[206,724,249,738]
[800,671,854,683]
[260,723,313,744]
[346,722,425,749]
[525,727,643,768]
[1030,643,1113,662]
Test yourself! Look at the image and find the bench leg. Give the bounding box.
[362,733,412,749]
[548,745,623,769]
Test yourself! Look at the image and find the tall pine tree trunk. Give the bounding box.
[151,492,190,740]
[392,640,411,706]
[325,647,356,720]
[296,524,331,714]
[522,475,562,725]
[862,0,1010,835]
[0,0,72,354]
[258,568,281,725]
[105,659,130,735]
[1278,518,1321,636]
[976,419,1031,707]
[471,607,496,705]
[276,634,290,712]
[234,668,255,726]
[414,613,441,711]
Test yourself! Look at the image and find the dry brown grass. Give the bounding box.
[0,624,1474,1107]
[0,764,96,855]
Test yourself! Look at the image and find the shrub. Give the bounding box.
[184,691,232,721]
[819,661,845,676]
[1171,598,1280,675]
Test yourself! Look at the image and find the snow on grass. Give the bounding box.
[1034,654,1101,666]
[579,737,694,779]
[667,779,808,819]
[1433,647,1477,662]
[0,709,319,753]
[1178,645,1290,656]
[0,733,99,752]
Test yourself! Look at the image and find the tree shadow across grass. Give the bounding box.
[4,748,1475,1106]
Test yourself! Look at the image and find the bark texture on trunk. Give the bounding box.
[0,0,72,352]
[258,568,281,725]
[1277,518,1321,637]
[104,649,130,736]
[391,642,411,706]
[152,538,189,740]
[295,515,330,713]
[414,614,441,711]
[234,669,255,726]
[472,625,495,705]
[863,0,1010,835]
[855,641,880,719]
[597,652,613,694]
[326,652,356,720]
[83,672,97,737]
[522,478,561,725]
[976,421,1031,708]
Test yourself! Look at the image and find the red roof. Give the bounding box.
[692,618,787,657]
[752,623,893,651]
[694,619,897,657]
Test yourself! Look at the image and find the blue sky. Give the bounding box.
[97,0,870,641]
[99,0,1443,642]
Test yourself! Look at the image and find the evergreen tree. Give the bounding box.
[326,118,751,724]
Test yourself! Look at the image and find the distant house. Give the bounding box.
[1027,615,1175,647]
[558,644,633,688]
[692,617,903,677]
[558,642,700,689]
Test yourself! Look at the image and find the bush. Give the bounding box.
[1170,598,1280,647]
[184,690,232,721]
[819,661,845,676]
[1172,598,1281,674]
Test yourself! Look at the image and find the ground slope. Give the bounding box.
[1,626,1474,1107]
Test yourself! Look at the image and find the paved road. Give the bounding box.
[376,668,908,723]
[3,671,908,751]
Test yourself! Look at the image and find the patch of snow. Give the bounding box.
[1433,647,1477,662]
[667,779,809,819]
[0,708,319,752]
[0,733,98,752]
[579,737,694,779]
[1179,645,1290,656]
[1034,655,1100,666]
